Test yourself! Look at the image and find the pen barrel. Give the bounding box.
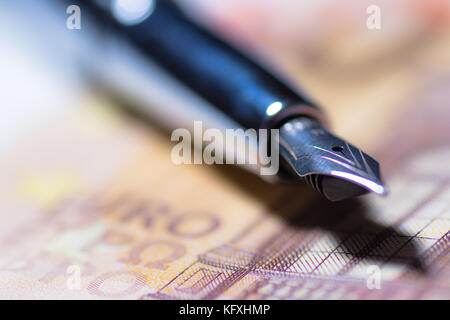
[85,0,325,129]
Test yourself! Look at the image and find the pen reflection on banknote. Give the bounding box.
[0,0,448,300]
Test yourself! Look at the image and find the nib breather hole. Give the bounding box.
[332,146,344,152]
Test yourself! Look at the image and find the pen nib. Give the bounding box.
[279,117,387,201]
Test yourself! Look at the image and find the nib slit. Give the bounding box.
[279,117,387,201]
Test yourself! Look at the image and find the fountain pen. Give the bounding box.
[77,0,387,201]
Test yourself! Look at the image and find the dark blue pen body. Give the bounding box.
[81,0,322,129]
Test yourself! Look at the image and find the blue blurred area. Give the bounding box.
[0,1,89,154]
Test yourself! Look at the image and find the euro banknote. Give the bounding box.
[0,86,448,299]
[0,0,449,300]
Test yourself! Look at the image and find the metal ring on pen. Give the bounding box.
[263,103,330,130]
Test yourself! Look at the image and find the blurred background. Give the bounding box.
[1,0,449,168]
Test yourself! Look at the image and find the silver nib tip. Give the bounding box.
[279,117,387,201]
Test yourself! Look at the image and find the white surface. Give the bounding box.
[0,1,83,156]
